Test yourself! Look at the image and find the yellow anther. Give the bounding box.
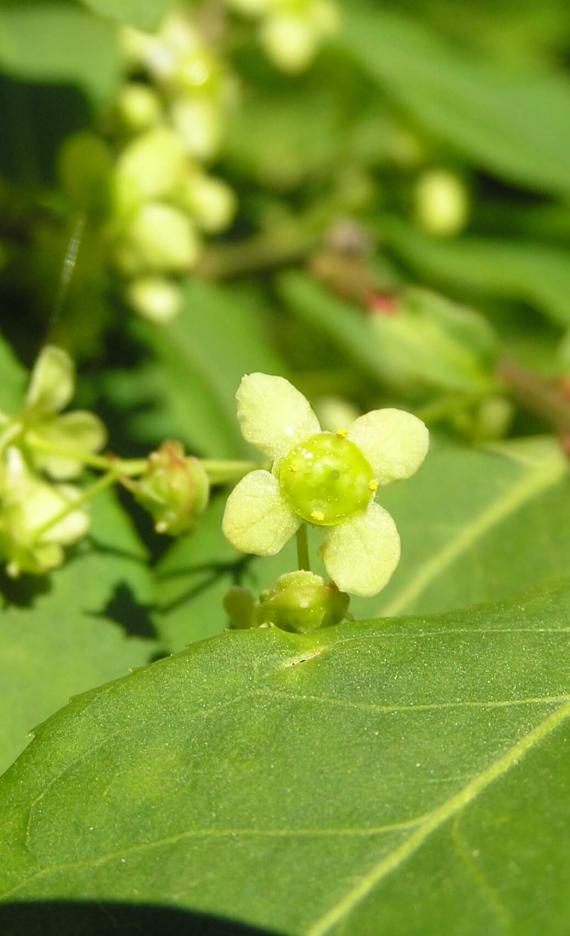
[310,509,325,523]
[288,461,298,472]
[368,479,378,493]
[335,428,349,439]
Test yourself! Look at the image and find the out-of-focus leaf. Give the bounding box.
[344,5,570,198]
[0,334,26,414]
[386,221,570,327]
[370,287,498,394]
[0,489,157,776]
[76,0,169,31]
[226,64,389,190]
[0,2,120,104]
[277,272,390,385]
[0,580,569,934]
[109,280,287,458]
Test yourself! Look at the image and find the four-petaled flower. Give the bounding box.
[222,373,429,597]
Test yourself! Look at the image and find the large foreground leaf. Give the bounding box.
[0,580,569,934]
[344,6,570,198]
[0,490,156,776]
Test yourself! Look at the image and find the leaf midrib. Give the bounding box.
[307,697,570,936]
[379,451,567,616]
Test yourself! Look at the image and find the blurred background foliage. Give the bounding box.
[1,0,570,769]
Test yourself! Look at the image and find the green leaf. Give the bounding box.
[277,271,390,386]
[344,5,570,197]
[370,436,570,618]
[0,335,26,414]
[76,0,169,31]
[153,496,241,651]
[1,579,569,934]
[0,2,120,104]
[110,280,287,458]
[0,489,157,776]
[386,221,570,328]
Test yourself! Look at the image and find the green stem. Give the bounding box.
[25,436,147,477]
[296,524,311,572]
[32,471,118,543]
[26,436,262,486]
[201,460,260,485]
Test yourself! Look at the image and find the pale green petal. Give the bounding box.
[222,469,300,556]
[26,346,75,416]
[29,411,107,479]
[321,503,400,597]
[348,408,429,485]
[236,373,320,460]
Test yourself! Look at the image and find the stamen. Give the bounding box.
[310,509,325,522]
[368,479,378,493]
[335,428,349,439]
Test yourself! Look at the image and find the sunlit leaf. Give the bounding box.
[0,579,569,934]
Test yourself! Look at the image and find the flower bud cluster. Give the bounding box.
[59,7,237,323]
[227,0,340,73]
[0,347,105,576]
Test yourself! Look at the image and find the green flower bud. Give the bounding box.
[315,396,360,433]
[260,15,320,73]
[226,0,273,17]
[179,172,237,233]
[58,132,113,217]
[115,83,161,133]
[113,128,187,217]
[468,395,514,443]
[414,169,469,237]
[126,276,182,323]
[257,571,349,633]
[170,95,223,160]
[132,441,209,536]
[224,586,257,630]
[121,203,201,273]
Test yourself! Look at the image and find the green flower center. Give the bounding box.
[279,432,375,526]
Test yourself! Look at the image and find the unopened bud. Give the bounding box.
[226,0,273,17]
[315,396,360,433]
[122,202,201,273]
[260,15,319,73]
[115,83,161,133]
[224,586,256,629]
[170,95,223,160]
[179,172,237,233]
[257,570,349,633]
[414,169,469,237]
[113,128,187,216]
[126,276,182,323]
[132,441,209,536]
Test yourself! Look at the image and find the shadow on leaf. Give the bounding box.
[87,582,159,641]
[0,901,276,936]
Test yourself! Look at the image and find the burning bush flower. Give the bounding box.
[222,373,429,597]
